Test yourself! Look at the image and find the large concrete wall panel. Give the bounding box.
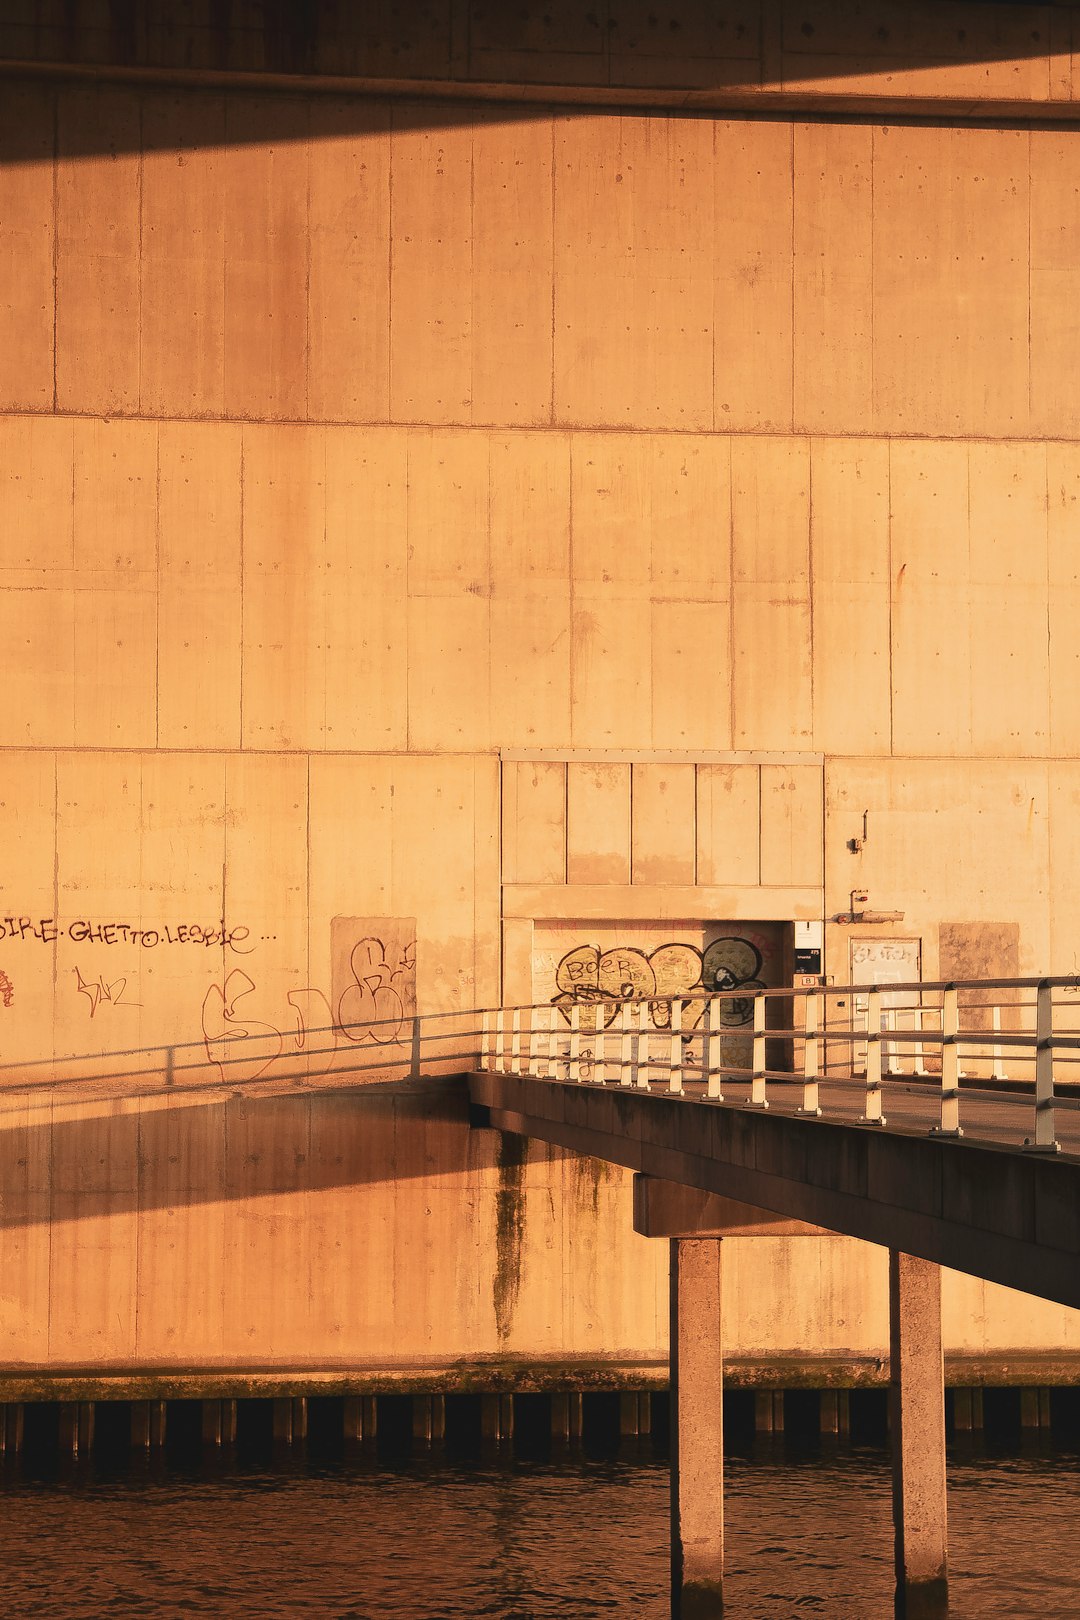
[0,2,1074,113]
[55,86,141,415]
[826,759,1053,980]
[140,92,227,418]
[9,84,1080,440]
[1,416,1075,761]
[4,64,1080,1386]
[0,82,54,412]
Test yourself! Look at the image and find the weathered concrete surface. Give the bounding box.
[472,1072,1080,1309]
[670,1239,725,1620]
[2,0,1077,125]
[5,49,1080,1392]
[634,1176,832,1238]
[890,1252,948,1617]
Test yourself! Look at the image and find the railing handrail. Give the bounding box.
[3,978,1080,1155]
[472,979,1079,1154]
[2,974,1079,1078]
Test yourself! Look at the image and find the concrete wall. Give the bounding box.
[3,40,1080,1383]
[0,1,1076,111]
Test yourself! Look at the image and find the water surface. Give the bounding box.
[2,1437,1079,1617]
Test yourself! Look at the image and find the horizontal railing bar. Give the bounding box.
[4,974,1080,1096]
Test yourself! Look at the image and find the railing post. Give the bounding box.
[569,1001,582,1083]
[991,1005,1006,1081]
[1027,981,1061,1152]
[933,986,961,1137]
[636,1002,651,1089]
[629,1002,642,1088]
[860,988,885,1125]
[411,1013,422,1080]
[798,992,822,1118]
[669,999,684,1095]
[620,1000,633,1086]
[528,1011,539,1078]
[593,1007,607,1085]
[545,1006,558,1078]
[510,1008,522,1075]
[480,1010,491,1071]
[913,1007,929,1077]
[494,1009,505,1072]
[749,993,768,1108]
[883,1008,898,1076]
[704,998,724,1102]
[165,1045,175,1087]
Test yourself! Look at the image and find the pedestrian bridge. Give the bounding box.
[4,973,1079,1616]
[466,974,1080,1617]
[468,976,1080,1313]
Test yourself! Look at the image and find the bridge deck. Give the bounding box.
[469,1067,1080,1311]
[675,1071,1080,1152]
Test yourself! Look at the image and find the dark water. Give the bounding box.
[3,1439,1080,1618]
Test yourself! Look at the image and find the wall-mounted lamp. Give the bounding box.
[847,809,870,855]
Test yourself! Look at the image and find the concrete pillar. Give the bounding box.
[619,1391,652,1437]
[670,1238,724,1620]
[889,1251,947,1617]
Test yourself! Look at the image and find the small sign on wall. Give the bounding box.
[794,919,824,976]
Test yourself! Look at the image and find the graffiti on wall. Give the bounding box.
[74,965,139,1018]
[331,918,416,1044]
[551,937,768,1029]
[0,901,418,1084]
[201,920,418,1086]
[0,914,254,950]
[336,936,416,1045]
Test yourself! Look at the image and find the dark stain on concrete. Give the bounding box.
[494,1132,528,1341]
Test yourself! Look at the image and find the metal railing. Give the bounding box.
[0,1005,492,1102]
[478,978,1080,1154]
[3,975,1080,1154]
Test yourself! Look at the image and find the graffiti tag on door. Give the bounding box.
[551,937,766,1028]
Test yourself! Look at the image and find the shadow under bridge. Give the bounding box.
[467,976,1080,1312]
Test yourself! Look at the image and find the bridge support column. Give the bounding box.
[890,1251,948,1618]
[670,1237,724,1620]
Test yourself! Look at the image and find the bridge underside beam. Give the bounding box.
[470,1073,1080,1310]
[634,1176,832,1238]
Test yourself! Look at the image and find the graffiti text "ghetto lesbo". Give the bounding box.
[0,916,253,952]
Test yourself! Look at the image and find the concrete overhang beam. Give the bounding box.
[632,1175,835,1239]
